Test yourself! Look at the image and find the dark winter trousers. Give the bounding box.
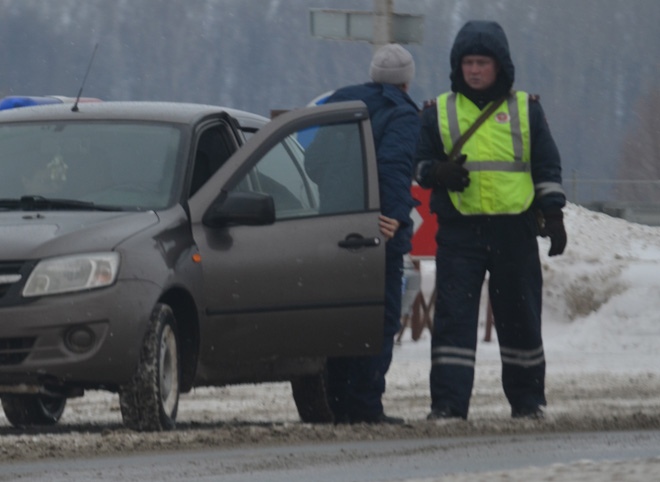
[327,250,403,422]
[430,214,546,419]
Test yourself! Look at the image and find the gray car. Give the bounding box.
[0,100,385,431]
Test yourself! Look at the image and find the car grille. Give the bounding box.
[0,261,31,306]
[0,337,35,365]
[0,261,35,365]
[0,262,38,364]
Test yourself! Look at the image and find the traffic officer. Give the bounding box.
[415,20,567,420]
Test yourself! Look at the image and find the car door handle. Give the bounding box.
[338,234,381,249]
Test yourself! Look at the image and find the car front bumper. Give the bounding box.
[0,279,161,389]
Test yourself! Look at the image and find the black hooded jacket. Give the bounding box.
[415,20,566,221]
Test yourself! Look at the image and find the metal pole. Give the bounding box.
[372,0,393,51]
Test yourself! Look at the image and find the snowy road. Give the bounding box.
[0,429,659,481]
[0,337,658,480]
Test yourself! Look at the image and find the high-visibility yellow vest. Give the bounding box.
[437,90,534,215]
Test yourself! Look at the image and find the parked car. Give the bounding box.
[0,100,384,431]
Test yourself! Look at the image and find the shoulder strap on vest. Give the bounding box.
[447,93,509,162]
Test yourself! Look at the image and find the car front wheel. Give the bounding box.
[119,303,180,431]
[1,394,66,427]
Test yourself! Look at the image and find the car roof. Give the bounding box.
[0,101,269,130]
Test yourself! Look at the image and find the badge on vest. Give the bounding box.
[495,112,510,124]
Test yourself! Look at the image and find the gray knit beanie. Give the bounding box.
[369,43,415,85]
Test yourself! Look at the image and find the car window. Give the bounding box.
[302,122,365,215]
[0,122,182,210]
[232,135,318,219]
[231,121,365,220]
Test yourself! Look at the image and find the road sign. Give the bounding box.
[390,13,424,44]
[309,9,424,44]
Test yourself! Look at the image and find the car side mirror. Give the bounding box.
[203,191,276,228]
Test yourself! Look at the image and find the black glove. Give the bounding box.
[431,155,470,192]
[540,207,567,256]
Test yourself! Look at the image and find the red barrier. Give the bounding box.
[410,183,438,258]
[404,184,494,343]
[397,184,437,342]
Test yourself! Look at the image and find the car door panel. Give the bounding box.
[197,213,383,361]
[189,102,384,366]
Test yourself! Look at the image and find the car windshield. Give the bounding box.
[0,121,183,210]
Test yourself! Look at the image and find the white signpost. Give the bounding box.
[309,0,424,50]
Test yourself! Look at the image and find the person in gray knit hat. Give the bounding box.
[304,43,421,425]
[369,43,416,86]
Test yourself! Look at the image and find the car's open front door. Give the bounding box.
[188,101,385,366]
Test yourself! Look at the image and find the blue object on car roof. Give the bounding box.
[0,96,61,110]
[0,95,101,111]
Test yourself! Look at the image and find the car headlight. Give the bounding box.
[22,252,120,297]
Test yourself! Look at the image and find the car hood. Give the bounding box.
[0,210,160,260]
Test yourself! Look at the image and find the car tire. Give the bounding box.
[291,366,334,424]
[119,303,180,431]
[1,394,66,427]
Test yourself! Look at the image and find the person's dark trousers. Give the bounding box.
[489,219,546,412]
[430,213,545,418]
[327,250,403,422]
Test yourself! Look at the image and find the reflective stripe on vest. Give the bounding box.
[437,91,534,215]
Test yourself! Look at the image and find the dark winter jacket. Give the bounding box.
[415,20,566,222]
[322,82,421,254]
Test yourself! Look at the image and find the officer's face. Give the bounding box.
[461,55,499,91]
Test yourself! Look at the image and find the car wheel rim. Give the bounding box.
[37,396,66,421]
[159,324,178,416]
[40,397,63,414]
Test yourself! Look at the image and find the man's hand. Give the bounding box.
[540,207,567,256]
[431,155,470,192]
[379,214,400,240]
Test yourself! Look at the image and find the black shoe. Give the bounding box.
[511,405,544,419]
[351,413,405,425]
[427,406,465,420]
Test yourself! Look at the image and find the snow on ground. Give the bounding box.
[540,203,660,372]
[407,457,660,482]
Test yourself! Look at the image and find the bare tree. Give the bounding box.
[617,87,660,203]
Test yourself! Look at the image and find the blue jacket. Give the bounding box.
[325,82,421,254]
